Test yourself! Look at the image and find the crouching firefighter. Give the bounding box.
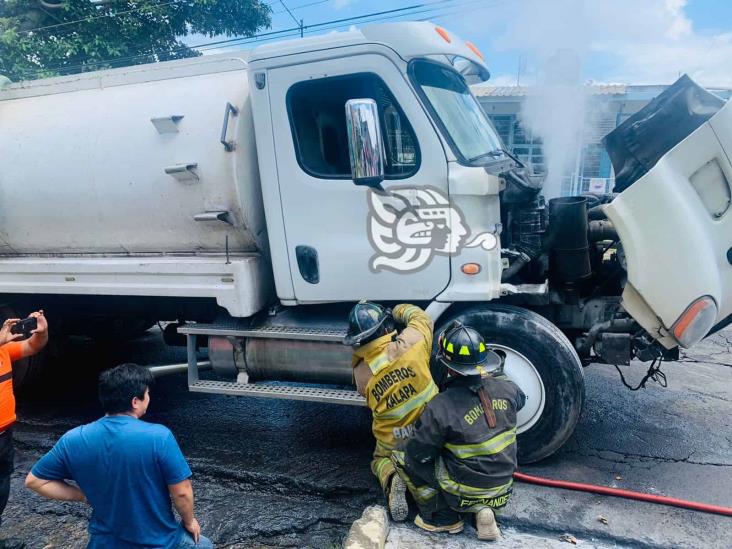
[344,302,438,522]
[391,322,526,540]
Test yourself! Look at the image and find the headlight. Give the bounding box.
[671,296,718,348]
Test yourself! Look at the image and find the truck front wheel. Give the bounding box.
[433,304,585,463]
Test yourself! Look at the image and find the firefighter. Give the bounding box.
[344,302,438,522]
[391,322,525,540]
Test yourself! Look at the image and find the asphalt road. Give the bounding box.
[2,328,731,548]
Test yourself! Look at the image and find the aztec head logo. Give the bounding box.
[366,186,497,273]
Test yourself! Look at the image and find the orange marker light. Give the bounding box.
[461,263,481,275]
[671,296,717,347]
[435,26,452,43]
[465,41,484,60]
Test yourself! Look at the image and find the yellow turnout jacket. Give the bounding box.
[352,304,438,451]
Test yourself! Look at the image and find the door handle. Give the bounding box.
[220,102,239,152]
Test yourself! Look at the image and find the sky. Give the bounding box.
[231,0,732,88]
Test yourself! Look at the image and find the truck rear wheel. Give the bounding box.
[433,304,585,463]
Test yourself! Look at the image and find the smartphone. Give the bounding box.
[10,317,37,338]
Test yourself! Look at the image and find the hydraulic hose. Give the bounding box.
[513,471,732,517]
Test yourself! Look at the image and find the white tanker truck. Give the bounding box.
[1,22,731,462]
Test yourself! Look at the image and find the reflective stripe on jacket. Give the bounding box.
[402,373,526,499]
[0,342,23,431]
[352,304,437,449]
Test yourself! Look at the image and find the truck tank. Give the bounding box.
[0,54,266,256]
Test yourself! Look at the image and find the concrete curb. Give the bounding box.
[343,505,390,549]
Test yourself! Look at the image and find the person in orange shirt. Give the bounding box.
[0,311,48,549]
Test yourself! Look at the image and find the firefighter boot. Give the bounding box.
[387,473,408,522]
[414,514,464,534]
[476,508,501,541]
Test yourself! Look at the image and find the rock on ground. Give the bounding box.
[343,505,389,549]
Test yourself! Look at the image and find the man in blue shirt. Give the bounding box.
[25,363,212,548]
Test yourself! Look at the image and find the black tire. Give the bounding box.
[433,304,585,463]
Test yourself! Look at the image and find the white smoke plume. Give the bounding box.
[450,0,732,197]
[520,48,588,198]
[502,0,594,198]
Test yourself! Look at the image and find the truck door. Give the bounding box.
[267,55,450,303]
[604,98,732,349]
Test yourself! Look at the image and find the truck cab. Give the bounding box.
[247,24,502,305]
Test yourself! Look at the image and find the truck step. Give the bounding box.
[179,322,347,342]
[189,380,366,406]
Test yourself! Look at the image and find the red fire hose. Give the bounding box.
[513,471,732,517]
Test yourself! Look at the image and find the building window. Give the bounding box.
[287,73,420,180]
[489,114,513,146]
[486,114,545,175]
[581,143,603,178]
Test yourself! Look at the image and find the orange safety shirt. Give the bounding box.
[0,342,23,431]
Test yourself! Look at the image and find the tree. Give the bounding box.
[0,0,271,81]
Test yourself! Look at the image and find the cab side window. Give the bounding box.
[287,73,420,179]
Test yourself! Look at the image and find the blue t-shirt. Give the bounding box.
[32,415,192,548]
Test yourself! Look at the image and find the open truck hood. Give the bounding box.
[604,77,732,349]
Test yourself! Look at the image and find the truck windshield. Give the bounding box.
[410,59,502,165]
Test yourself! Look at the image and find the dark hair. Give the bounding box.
[98,363,154,414]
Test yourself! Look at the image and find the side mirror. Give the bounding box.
[345,98,385,191]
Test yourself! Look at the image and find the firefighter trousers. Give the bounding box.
[371,440,397,493]
[391,451,511,525]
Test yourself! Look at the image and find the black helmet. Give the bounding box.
[344,301,393,347]
[437,321,502,376]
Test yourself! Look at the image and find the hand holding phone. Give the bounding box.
[10,317,38,339]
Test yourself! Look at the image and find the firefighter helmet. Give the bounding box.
[437,321,502,376]
[344,301,393,347]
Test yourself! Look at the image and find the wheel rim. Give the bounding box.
[487,344,545,433]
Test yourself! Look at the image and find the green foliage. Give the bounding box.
[0,1,271,81]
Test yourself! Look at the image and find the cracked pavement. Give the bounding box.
[1,328,731,547]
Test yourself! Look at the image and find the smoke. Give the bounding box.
[454,0,732,197]
[505,0,594,198]
[520,49,588,198]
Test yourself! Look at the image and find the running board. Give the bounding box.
[189,380,366,406]
[178,322,346,342]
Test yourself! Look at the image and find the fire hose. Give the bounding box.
[513,471,732,517]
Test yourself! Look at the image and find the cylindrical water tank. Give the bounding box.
[0,54,266,255]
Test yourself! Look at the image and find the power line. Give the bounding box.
[17,0,472,77]
[197,0,500,53]
[18,21,304,75]
[17,0,293,36]
[187,0,464,52]
[277,0,303,37]
[420,0,509,23]
[17,0,366,37]
[16,0,457,77]
[278,0,300,25]
[18,0,184,36]
[271,0,329,16]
